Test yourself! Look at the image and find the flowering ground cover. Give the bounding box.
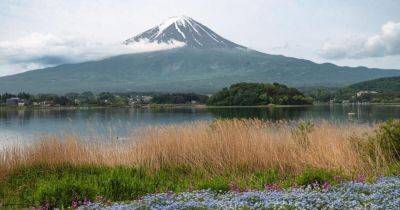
[81,176,400,209]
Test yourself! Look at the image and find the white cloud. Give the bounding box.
[0,33,185,76]
[320,21,400,59]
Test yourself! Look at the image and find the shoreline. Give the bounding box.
[2,102,400,111]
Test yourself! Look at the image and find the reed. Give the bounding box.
[0,119,390,180]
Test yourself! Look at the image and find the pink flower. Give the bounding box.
[40,201,50,210]
[229,181,241,192]
[356,174,366,183]
[71,200,78,209]
[264,183,280,191]
[322,181,331,189]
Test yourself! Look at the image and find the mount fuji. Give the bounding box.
[0,16,399,94]
[123,15,244,49]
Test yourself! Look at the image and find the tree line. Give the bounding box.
[0,92,209,106]
[1,83,314,106]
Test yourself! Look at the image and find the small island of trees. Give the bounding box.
[207,82,313,106]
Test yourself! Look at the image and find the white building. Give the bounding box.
[356,91,378,97]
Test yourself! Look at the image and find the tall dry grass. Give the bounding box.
[0,119,390,180]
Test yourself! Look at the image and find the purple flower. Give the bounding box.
[333,175,341,182]
[83,198,90,205]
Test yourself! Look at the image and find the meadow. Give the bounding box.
[1,119,399,208]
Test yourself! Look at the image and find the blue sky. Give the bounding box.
[0,0,399,76]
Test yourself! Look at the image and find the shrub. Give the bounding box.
[295,168,335,186]
[33,176,97,208]
[252,169,280,186]
[374,119,400,160]
[196,177,229,192]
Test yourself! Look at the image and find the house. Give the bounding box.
[356,91,378,97]
[39,101,56,107]
[142,96,153,103]
[6,98,21,105]
[342,100,350,104]
[5,98,31,106]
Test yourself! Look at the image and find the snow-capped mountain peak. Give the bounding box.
[123,16,243,49]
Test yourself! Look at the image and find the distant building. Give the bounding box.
[342,100,350,104]
[39,101,56,107]
[6,98,21,105]
[356,91,378,97]
[142,96,153,103]
[6,98,30,106]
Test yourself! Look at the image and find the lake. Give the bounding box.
[1,104,400,145]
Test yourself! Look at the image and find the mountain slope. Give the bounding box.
[0,16,399,94]
[1,48,399,94]
[346,76,400,92]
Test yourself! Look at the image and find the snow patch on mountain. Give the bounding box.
[124,15,244,49]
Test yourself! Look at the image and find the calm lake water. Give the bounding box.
[1,104,400,145]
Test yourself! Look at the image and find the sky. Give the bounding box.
[0,0,400,76]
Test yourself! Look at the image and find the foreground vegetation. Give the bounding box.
[1,119,400,208]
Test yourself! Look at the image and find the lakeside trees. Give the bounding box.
[207,82,313,106]
[152,93,209,104]
[0,92,209,106]
[0,92,142,106]
[1,83,314,106]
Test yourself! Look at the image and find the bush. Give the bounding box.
[196,177,229,192]
[374,119,400,160]
[33,176,97,208]
[295,168,335,186]
[99,167,147,201]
